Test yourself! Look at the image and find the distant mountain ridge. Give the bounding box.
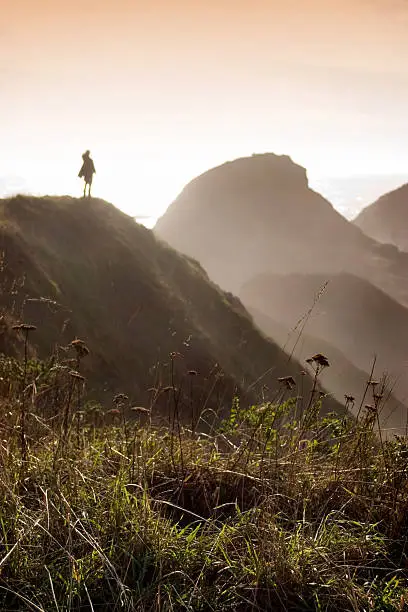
[155,153,408,308]
[354,183,408,251]
[241,272,408,427]
[156,153,371,292]
[247,305,407,433]
[154,153,408,431]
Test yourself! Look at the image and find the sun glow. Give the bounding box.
[3,139,407,229]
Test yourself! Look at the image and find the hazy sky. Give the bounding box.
[2,0,408,222]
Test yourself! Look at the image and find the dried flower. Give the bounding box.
[131,406,150,414]
[113,393,129,405]
[344,394,355,403]
[12,323,37,332]
[311,353,330,368]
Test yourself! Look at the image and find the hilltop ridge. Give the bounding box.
[0,194,340,417]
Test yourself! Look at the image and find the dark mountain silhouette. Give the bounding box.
[155,153,408,307]
[248,306,408,433]
[0,195,341,419]
[240,272,408,428]
[354,183,408,252]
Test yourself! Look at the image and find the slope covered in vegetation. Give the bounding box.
[0,195,340,420]
[2,194,405,610]
[0,350,406,611]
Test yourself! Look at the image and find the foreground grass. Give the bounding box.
[0,353,407,611]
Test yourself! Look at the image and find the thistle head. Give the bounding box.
[113,393,129,406]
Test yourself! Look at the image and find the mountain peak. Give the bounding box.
[180,153,309,203]
[354,182,408,251]
[155,153,369,292]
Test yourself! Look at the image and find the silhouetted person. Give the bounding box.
[78,150,96,197]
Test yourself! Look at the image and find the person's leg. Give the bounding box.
[83,181,86,198]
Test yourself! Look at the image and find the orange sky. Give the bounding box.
[2,0,408,220]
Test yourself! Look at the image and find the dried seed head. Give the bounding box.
[113,393,129,405]
[311,353,330,368]
[130,406,150,413]
[344,394,355,403]
[12,323,37,332]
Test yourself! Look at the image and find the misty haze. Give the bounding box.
[2,1,408,610]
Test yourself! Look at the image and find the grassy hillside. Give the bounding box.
[0,195,407,610]
[0,349,406,611]
[0,195,341,421]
